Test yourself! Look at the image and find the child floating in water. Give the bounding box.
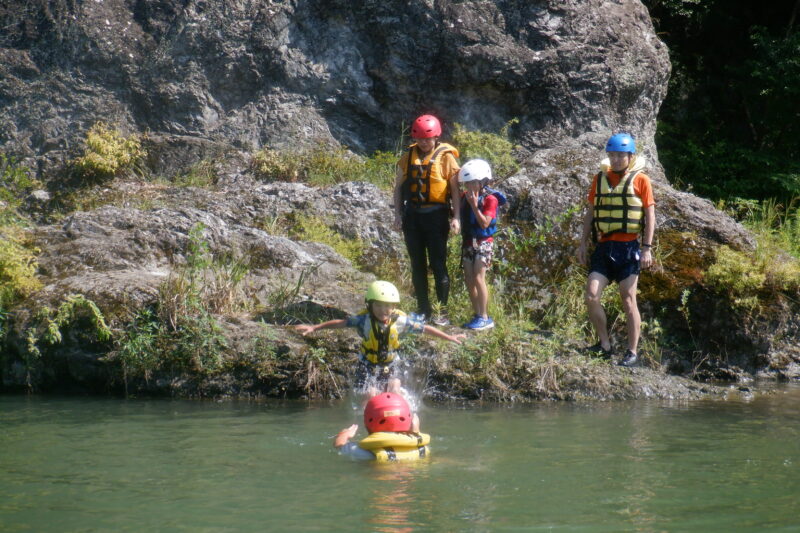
[295,280,464,397]
[334,392,429,461]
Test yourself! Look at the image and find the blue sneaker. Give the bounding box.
[465,316,495,330]
[476,317,495,330]
[462,315,479,328]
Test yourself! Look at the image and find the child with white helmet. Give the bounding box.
[458,159,506,330]
[295,280,464,396]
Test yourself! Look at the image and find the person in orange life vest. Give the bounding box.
[458,159,504,331]
[333,392,421,460]
[393,114,461,326]
[295,281,464,398]
[577,133,655,367]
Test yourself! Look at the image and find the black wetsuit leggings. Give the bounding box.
[402,207,450,317]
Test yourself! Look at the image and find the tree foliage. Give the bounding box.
[645,0,800,201]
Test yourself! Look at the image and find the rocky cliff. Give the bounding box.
[1,0,797,398]
[2,0,670,173]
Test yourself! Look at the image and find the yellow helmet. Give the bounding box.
[365,280,400,304]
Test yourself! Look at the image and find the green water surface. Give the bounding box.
[1,386,799,532]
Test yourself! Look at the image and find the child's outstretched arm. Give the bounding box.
[333,424,359,448]
[295,319,347,336]
[423,324,466,344]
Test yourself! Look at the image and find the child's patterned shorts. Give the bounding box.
[462,240,494,268]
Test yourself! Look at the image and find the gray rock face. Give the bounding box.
[30,177,398,315]
[1,0,668,176]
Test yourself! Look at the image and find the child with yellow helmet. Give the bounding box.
[295,280,464,396]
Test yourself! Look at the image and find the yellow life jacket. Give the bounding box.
[358,311,405,365]
[592,166,645,237]
[400,143,459,207]
[358,432,431,462]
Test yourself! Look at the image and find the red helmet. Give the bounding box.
[364,392,412,433]
[411,114,442,139]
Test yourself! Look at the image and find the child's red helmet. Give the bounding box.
[411,115,442,138]
[364,392,412,433]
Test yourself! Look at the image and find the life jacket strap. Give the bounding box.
[368,312,399,364]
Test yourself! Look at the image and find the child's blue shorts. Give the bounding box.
[589,240,641,283]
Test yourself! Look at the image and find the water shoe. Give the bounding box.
[618,349,638,367]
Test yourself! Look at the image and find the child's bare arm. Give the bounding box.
[333,424,359,448]
[422,324,466,344]
[295,319,347,336]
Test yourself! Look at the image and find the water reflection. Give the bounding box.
[365,461,430,532]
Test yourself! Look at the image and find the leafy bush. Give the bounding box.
[111,224,253,384]
[251,148,305,182]
[708,200,800,312]
[23,294,112,389]
[704,246,766,310]
[451,119,520,180]
[704,238,800,311]
[649,3,800,202]
[71,122,145,182]
[0,230,41,309]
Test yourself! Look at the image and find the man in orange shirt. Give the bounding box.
[577,133,656,367]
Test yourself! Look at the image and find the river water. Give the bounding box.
[1,386,799,532]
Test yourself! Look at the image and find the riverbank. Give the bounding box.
[2,132,800,400]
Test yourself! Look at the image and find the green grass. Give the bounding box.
[251,143,396,189]
[288,213,365,267]
[109,223,254,389]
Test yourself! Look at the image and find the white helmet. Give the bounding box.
[458,159,492,183]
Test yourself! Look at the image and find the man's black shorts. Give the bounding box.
[589,240,641,283]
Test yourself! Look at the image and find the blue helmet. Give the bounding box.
[605,133,636,154]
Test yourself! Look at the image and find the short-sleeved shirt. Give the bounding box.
[462,192,499,247]
[587,170,655,243]
[345,311,425,363]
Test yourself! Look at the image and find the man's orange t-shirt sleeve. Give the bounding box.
[633,174,655,208]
